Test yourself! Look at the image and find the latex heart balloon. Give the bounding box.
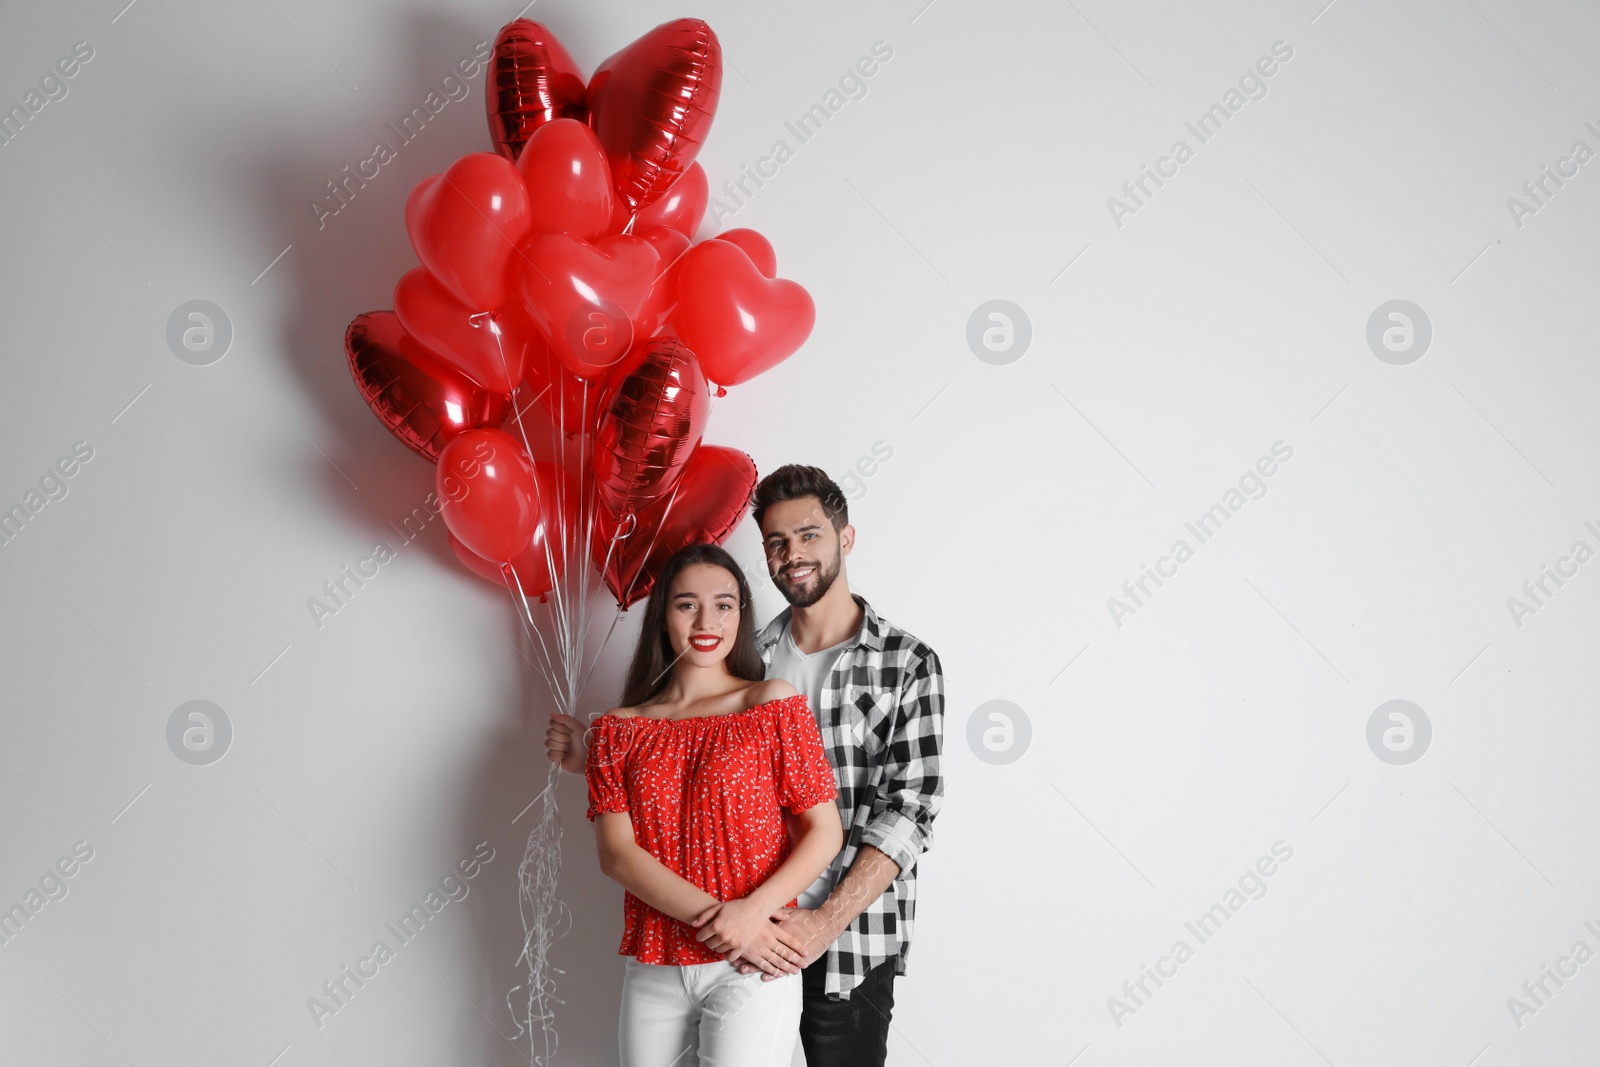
[449,530,552,598]
[636,225,692,267]
[518,232,659,379]
[394,267,529,394]
[404,152,532,311]
[586,19,721,214]
[485,19,588,162]
[712,228,776,277]
[344,311,509,462]
[447,460,578,598]
[517,329,606,437]
[608,162,708,237]
[514,117,615,239]
[631,226,693,340]
[435,428,543,563]
[591,337,709,519]
[592,445,757,608]
[669,239,814,388]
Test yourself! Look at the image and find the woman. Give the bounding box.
[584,542,844,1067]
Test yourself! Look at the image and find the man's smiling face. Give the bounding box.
[759,495,852,608]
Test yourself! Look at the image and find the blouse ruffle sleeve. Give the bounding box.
[585,716,633,822]
[771,695,840,813]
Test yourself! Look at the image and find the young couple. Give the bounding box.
[545,464,945,1067]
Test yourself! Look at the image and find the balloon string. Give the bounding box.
[508,380,572,660]
[572,379,604,688]
[507,757,570,1066]
[577,607,627,697]
[499,562,566,713]
[563,377,588,700]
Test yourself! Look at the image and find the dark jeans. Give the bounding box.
[799,954,898,1067]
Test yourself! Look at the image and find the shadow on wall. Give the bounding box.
[241,3,633,1064]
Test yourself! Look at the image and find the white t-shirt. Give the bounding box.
[766,623,855,909]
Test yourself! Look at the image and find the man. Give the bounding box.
[546,463,944,1067]
[739,463,945,1067]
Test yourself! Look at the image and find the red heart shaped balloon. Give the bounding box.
[519,232,659,379]
[669,239,814,387]
[436,428,542,563]
[449,530,552,598]
[591,337,710,519]
[515,117,615,239]
[405,153,532,311]
[344,311,509,462]
[447,460,577,598]
[486,19,588,162]
[632,231,691,342]
[515,329,606,437]
[591,445,757,609]
[636,225,692,267]
[394,267,530,394]
[608,162,709,237]
[586,19,721,214]
[712,228,776,277]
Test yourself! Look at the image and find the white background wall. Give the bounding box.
[3,0,1599,1064]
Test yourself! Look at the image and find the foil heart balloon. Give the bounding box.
[591,337,709,519]
[485,19,588,162]
[404,153,532,311]
[669,239,814,388]
[592,445,757,608]
[518,232,660,379]
[586,19,722,215]
[394,268,530,394]
[344,311,509,462]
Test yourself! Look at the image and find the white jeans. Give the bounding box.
[619,957,801,1067]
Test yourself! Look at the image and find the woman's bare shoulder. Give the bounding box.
[742,677,799,709]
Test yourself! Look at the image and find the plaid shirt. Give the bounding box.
[756,593,945,1001]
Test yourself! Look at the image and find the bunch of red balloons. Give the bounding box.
[344,17,815,609]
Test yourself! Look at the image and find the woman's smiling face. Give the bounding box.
[665,561,742,667]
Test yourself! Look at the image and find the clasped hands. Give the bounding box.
[689,896,829,979]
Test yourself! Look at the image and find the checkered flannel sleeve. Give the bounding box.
[857,649,945,874]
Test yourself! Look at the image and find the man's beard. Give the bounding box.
[776,550,841,608]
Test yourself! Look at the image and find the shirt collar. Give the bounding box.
[757,592,884,655]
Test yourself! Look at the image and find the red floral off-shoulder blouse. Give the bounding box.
[584,693,840,965]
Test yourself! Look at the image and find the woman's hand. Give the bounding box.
[690,898,806,977]
[545,713,587,775]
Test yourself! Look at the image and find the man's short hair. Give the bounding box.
[752,464,848,532]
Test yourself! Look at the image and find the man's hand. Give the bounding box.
[545,713,586,774]
[731,906,833,979]
[690,899,807,978]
